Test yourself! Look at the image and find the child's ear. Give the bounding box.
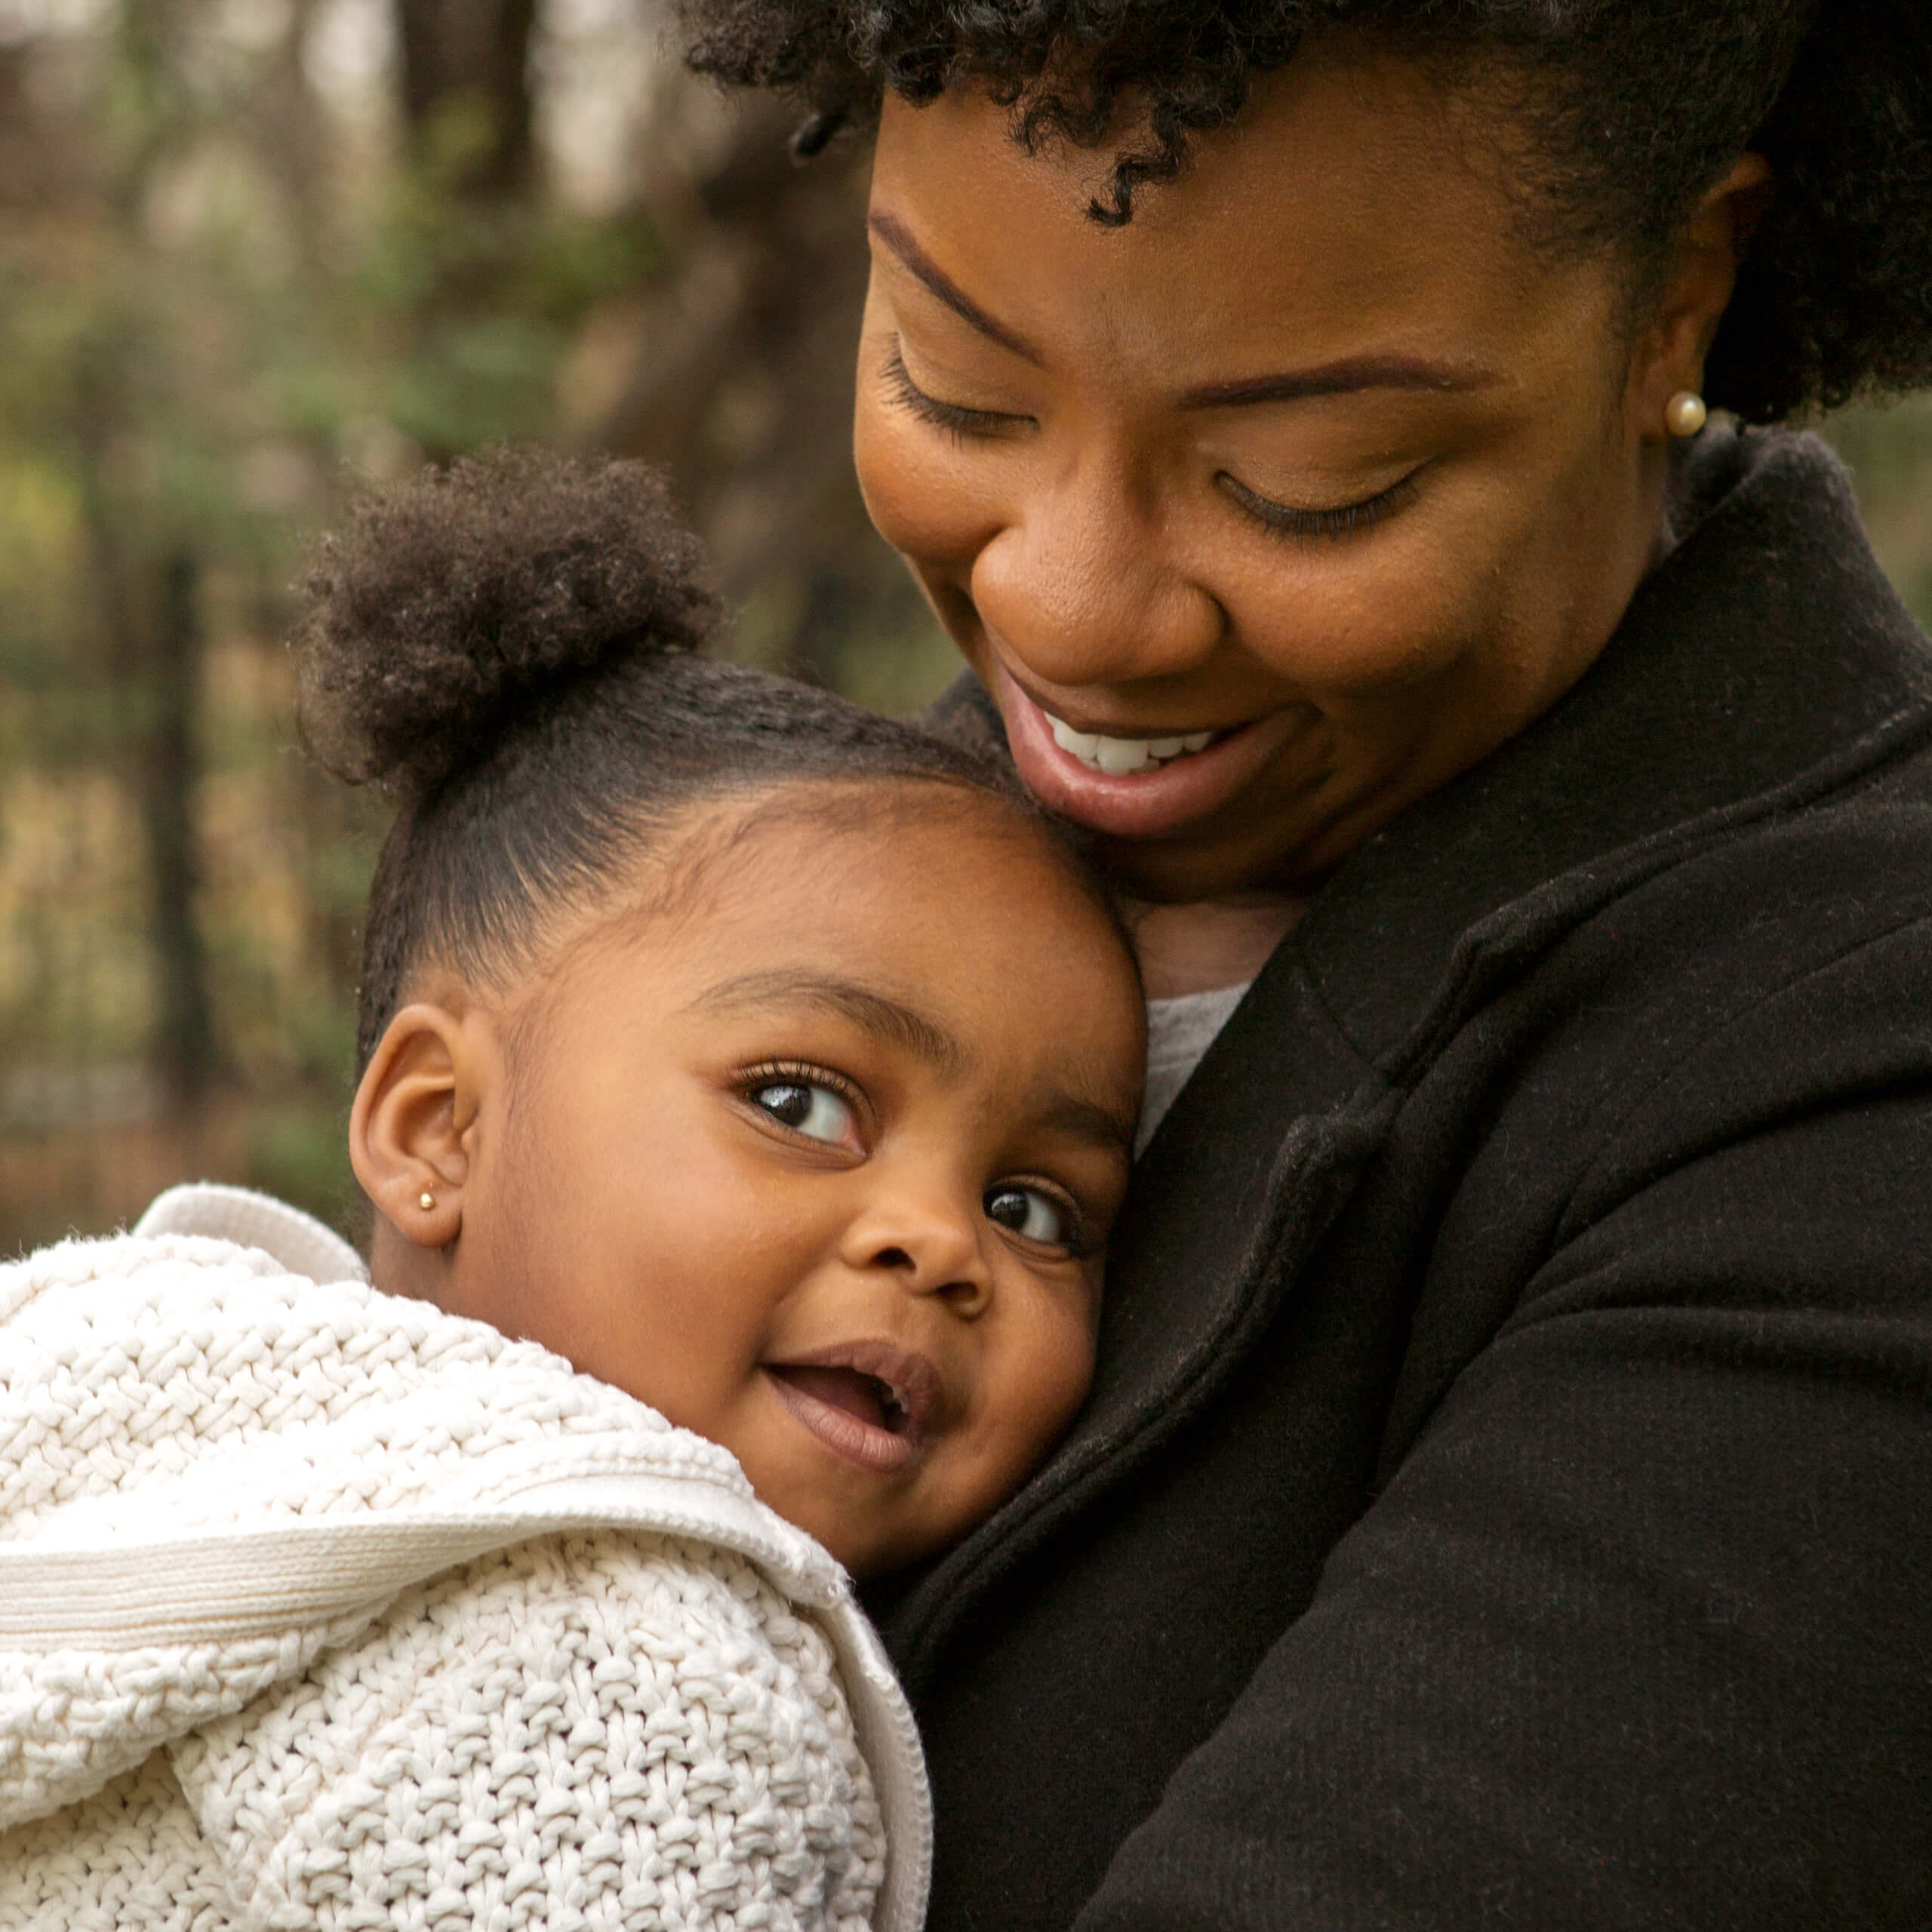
[349,1001,483,1251]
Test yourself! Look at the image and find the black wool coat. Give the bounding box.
[879,428,1932,1931]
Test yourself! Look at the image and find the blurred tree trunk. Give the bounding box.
[58,0,223,1118]
[395,0,537,196]
[596,90,924,690]
[248,0,331,273]
[145,552,214,1109]
[389,0,543,457]
[72,369,216,1116]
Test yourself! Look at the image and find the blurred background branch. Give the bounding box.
[0,0,1925,1248]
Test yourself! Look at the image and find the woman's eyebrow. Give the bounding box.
[693,968,968,1078]
[868,211,1044,366]
[1178,357,1500,408]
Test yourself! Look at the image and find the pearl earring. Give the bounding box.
[1666,391,1708,438]
[418,1190,436,1211]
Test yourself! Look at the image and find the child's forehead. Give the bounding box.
[660,777,1104,925]
[685,790,1121,980]
[717,773,1034,847]
[569,783,1143,1097]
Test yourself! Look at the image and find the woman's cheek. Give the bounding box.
[853,391,997,571]
[1214,533,1489,698]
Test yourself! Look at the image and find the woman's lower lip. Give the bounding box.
[992,663,1293,840]
[767,1370,919,1475]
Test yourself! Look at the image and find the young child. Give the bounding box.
[0,451,1145,1931]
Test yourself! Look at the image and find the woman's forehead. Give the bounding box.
[868,50,1610,382]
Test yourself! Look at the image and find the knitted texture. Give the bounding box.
[0,1757,237,1930]
[0,1186,927,1931]
[171,1534,883,1930]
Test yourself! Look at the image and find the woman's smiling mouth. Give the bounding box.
[990,660,1310,842]
[1044,715,1219,775]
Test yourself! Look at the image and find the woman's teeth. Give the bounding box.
[1046,715,1215,775]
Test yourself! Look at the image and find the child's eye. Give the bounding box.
[983,1183,1081,1253]
[747,1079,860,1149]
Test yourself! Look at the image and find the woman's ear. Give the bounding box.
[349,1000,484,1253]
[1629,151,1774,438]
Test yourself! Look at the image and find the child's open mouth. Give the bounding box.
[766,1345,940,1475]
[777,1364,912,1430]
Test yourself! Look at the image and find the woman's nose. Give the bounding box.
[841,1192,992,1319]
[970,465,1223,691]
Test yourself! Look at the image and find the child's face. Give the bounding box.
[360,787,1145,1577]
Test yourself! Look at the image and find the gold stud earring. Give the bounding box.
[418,1190,436,1211]
[1666,390,1708,438]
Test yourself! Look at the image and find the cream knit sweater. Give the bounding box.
[0,1184,930,1931]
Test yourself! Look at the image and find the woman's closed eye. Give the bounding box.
[884,339,1031,442]
[983,1181,1089,1257]
[886,331,1421,539]
[1217,466,1422,542]
[742,1067,865,1152]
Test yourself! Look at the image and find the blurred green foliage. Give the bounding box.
[0,2,679,1247]
[1828,396,1932,631]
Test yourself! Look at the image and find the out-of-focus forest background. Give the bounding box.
[2,0,1930,1252]
[0,0,962,1248]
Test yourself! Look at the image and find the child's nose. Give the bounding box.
[841,1193,992,1318]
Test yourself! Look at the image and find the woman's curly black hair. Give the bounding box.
[678,0,1932,421]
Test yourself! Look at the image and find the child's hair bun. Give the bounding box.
[294,446,721,796]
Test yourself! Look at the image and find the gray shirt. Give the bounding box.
[1137,982,1251,1156]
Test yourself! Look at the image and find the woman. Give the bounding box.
[678,5,1932,1927]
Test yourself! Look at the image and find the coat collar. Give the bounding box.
[1294,427,1932,1064]
[876,429,1932,1682]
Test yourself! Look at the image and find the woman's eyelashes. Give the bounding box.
[883,339,1029,442]
[884,335,1422,543]
[1217,466,1423,541]
[741,1066,866,1152]
[983,1181,1090,1258]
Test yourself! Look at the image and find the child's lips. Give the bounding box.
[765,1341,943,1476]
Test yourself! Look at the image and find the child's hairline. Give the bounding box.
[494,771,1133,1134]
[346,764,1136,1252]
[362,765,1131,1091]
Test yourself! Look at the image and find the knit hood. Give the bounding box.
[0,1183,930,1931]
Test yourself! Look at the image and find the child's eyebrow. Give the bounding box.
[1029,1088,1138,1157]
[692,969,968,1078]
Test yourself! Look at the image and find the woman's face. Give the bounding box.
[855,38,1709,903]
